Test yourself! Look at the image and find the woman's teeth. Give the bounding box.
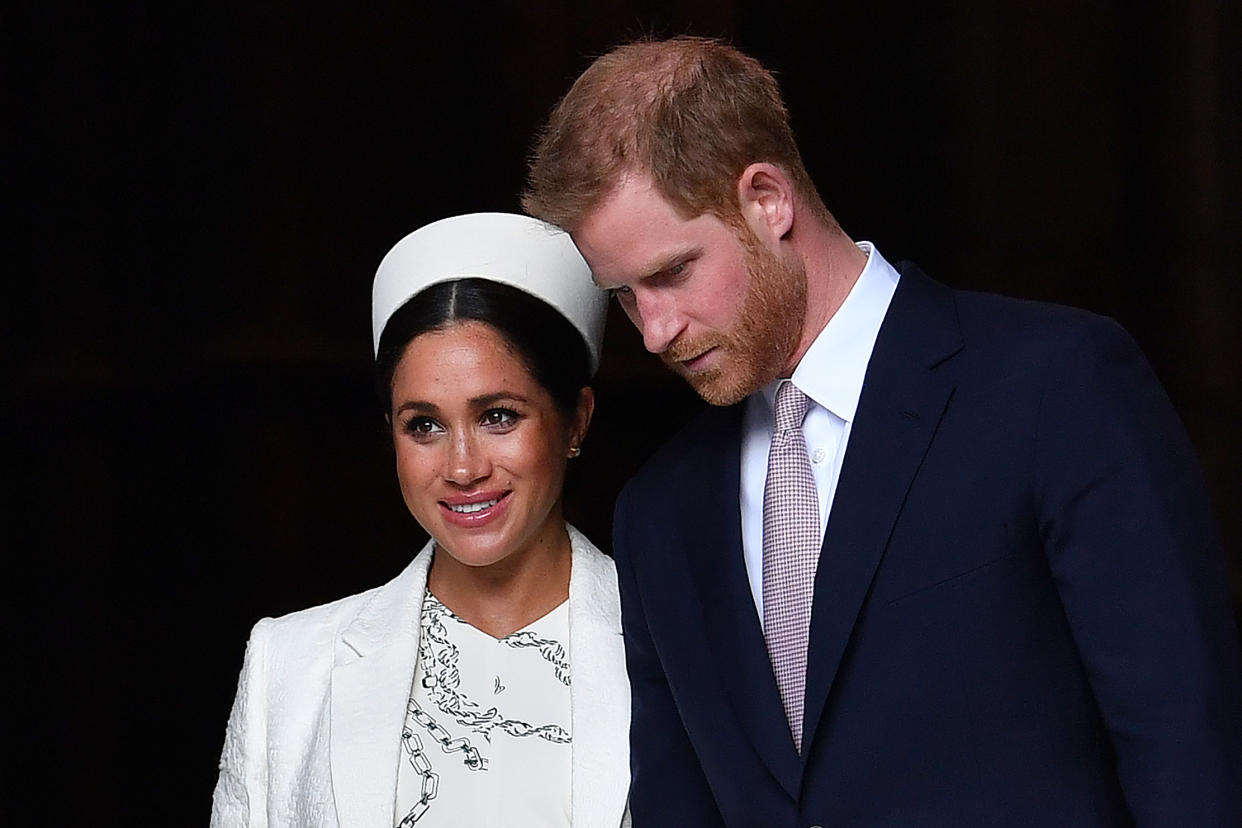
[447,498,500,514]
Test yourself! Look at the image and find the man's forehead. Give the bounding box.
[575,175,678,241]
[572,177,731,289]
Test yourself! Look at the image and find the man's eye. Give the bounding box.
[609,286,634,300]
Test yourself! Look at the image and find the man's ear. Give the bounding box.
[737,162,795,242]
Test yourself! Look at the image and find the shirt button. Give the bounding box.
[812,448,826,464]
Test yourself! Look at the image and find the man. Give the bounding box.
[523,37,1242,826]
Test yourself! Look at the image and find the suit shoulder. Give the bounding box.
[246,585,382,666]
[246,544,431,665]
[258,584,382,635]
[952,286,1131,345]
[939,285,1147,377]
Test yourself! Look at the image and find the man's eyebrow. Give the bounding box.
[641,246,699,279]
[597,245,701,289]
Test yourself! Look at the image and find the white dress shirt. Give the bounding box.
[740,242,900,622]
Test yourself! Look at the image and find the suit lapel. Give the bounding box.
[682,405,803,798]
[800,265,962,761]
[330,545,432,827]
[566,526,632,827]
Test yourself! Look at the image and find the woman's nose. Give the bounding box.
[444,429,491,486]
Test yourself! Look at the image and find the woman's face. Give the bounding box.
[389,321,591,570]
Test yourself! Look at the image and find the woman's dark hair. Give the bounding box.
[375,278,592,419]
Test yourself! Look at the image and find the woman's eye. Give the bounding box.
[482,408,519,428]
[406,417,443,438]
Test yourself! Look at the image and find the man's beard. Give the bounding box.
[662,231,807,406]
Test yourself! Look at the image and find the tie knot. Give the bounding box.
[773,381,812,433]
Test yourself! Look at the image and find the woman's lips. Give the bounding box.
[439,491,512,528]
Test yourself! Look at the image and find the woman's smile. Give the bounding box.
[438,490,512,527]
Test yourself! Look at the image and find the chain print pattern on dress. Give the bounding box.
[501,629,571,687]
[395,595,573,826]
[397,698,487,827]
[419,595,571,743]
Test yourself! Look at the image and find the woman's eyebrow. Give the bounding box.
[394,400,439,416]
[469,392,529,408]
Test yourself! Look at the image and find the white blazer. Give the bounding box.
[211,525,630,827]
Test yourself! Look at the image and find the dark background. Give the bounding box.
[10,1,1240,823]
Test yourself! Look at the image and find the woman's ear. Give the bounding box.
[568,387,596,456]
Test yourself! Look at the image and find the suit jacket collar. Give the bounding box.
[678,404,804,798]
[331,539,432,827]
[798,262,963,767]
[329,528,629,827]
[566,525,632,827]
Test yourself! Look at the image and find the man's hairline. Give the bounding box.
[563,163,746,235]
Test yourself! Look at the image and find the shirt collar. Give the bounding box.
[759,241,901,423]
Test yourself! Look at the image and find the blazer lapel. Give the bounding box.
[566,525,632,827]
[330,544,432,827]
[682,406,803,799]
[800,265,963,760]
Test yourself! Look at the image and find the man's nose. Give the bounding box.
[633,290,683,354]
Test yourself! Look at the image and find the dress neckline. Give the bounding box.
[424,591,569,643]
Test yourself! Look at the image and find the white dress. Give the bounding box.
[394,593,573,827]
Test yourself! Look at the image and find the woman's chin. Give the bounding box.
[429,518,527,569]
[434,541,514,570]
[428,508,568,574]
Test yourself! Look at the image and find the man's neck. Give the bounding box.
[786,228,869,372]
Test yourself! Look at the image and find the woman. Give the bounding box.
[210,213,629,827]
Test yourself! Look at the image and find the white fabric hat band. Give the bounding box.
[371,212,607,373]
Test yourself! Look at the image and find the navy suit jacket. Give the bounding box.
[612,263,1242,827]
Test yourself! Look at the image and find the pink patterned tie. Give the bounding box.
[762,381,820,752]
